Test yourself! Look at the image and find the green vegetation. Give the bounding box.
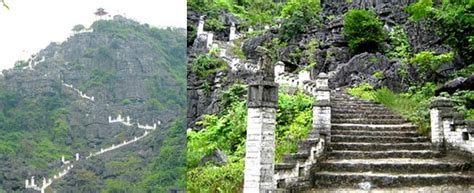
[348,83,438,135]
[405,0,433,20]
[406,0,474,65]
[188,0,282,27]
[81,67,117,92]
[72,24,86,33]
[443,90,474,120]
[191,53,228,78]
[13,60,28,69]
[187,84,313,191]
[137,119,186,192]
[305,38,320,69]
[373,70,384,79]
[279,0,322,41]
[387,26,411,61]
[229,37,246,60]
[348,82,474,134]
[263,38,287,64]
[410,51,454,81]
[121,99,131,105]
[343,9,385,54]
[0,83,74,168]
[188,160,245,193]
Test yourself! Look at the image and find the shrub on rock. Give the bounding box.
[343,9,384,54]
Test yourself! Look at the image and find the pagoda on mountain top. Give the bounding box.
[94,8,108,18]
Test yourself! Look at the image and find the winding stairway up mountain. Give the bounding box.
[313,91,473,189]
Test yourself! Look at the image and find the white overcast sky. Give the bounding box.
[0,0,186,70]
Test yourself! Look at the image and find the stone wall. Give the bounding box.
[430,97,474,157]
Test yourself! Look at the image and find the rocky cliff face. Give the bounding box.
[0,15,186,192]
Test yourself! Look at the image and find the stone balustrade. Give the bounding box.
[25,164,74,193]
[274,73,330,191]
[274,139,325,191]
[92,131,149,157]
[109,114,160,129]
[61,81,95,101]
[430,97,474,155]
[108,114,133,126]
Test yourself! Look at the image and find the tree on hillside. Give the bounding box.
[344,9,385,54]
[72,24,86,33]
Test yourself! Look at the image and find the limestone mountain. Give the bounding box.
[0,15,186,192]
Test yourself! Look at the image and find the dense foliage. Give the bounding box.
[191,53,228,79]
[188,0,281,27]
[343,9,385,54]
[187,84,313,192]
[279,0,322,41]
[0,83,75,168]
[406,0,474,65]
[410,51,454,81]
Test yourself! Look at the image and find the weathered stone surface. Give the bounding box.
[199,149,229,166]
[328,53,413,91]
[244,107,277,192]
[306,91,474,190]
[435,75,474,95]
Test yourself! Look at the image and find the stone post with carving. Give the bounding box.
[243,47,278,193]
[310,73,331,143]
[429,97,454,151]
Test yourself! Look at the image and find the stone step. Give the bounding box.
[331,103,386,108]
[307,185,474,193]
[331,135,429,143]
[331,130,419,137]
[332,118,408,124]
[328,150,440,159]
[331,106,389,111]
[282,152,310,163]
[331,97,372,102]
[318,158,471,174]
[297,139,320,152]
[331,124,417,132]
[331,109,396,114]
[331,101,375,106]
[332,114,404,119]
[313,172,474,188]
[275,163,296,171]
[331,142,432,151]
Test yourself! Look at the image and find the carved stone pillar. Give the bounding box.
[244,48,278,193]
[310,73,331,143]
